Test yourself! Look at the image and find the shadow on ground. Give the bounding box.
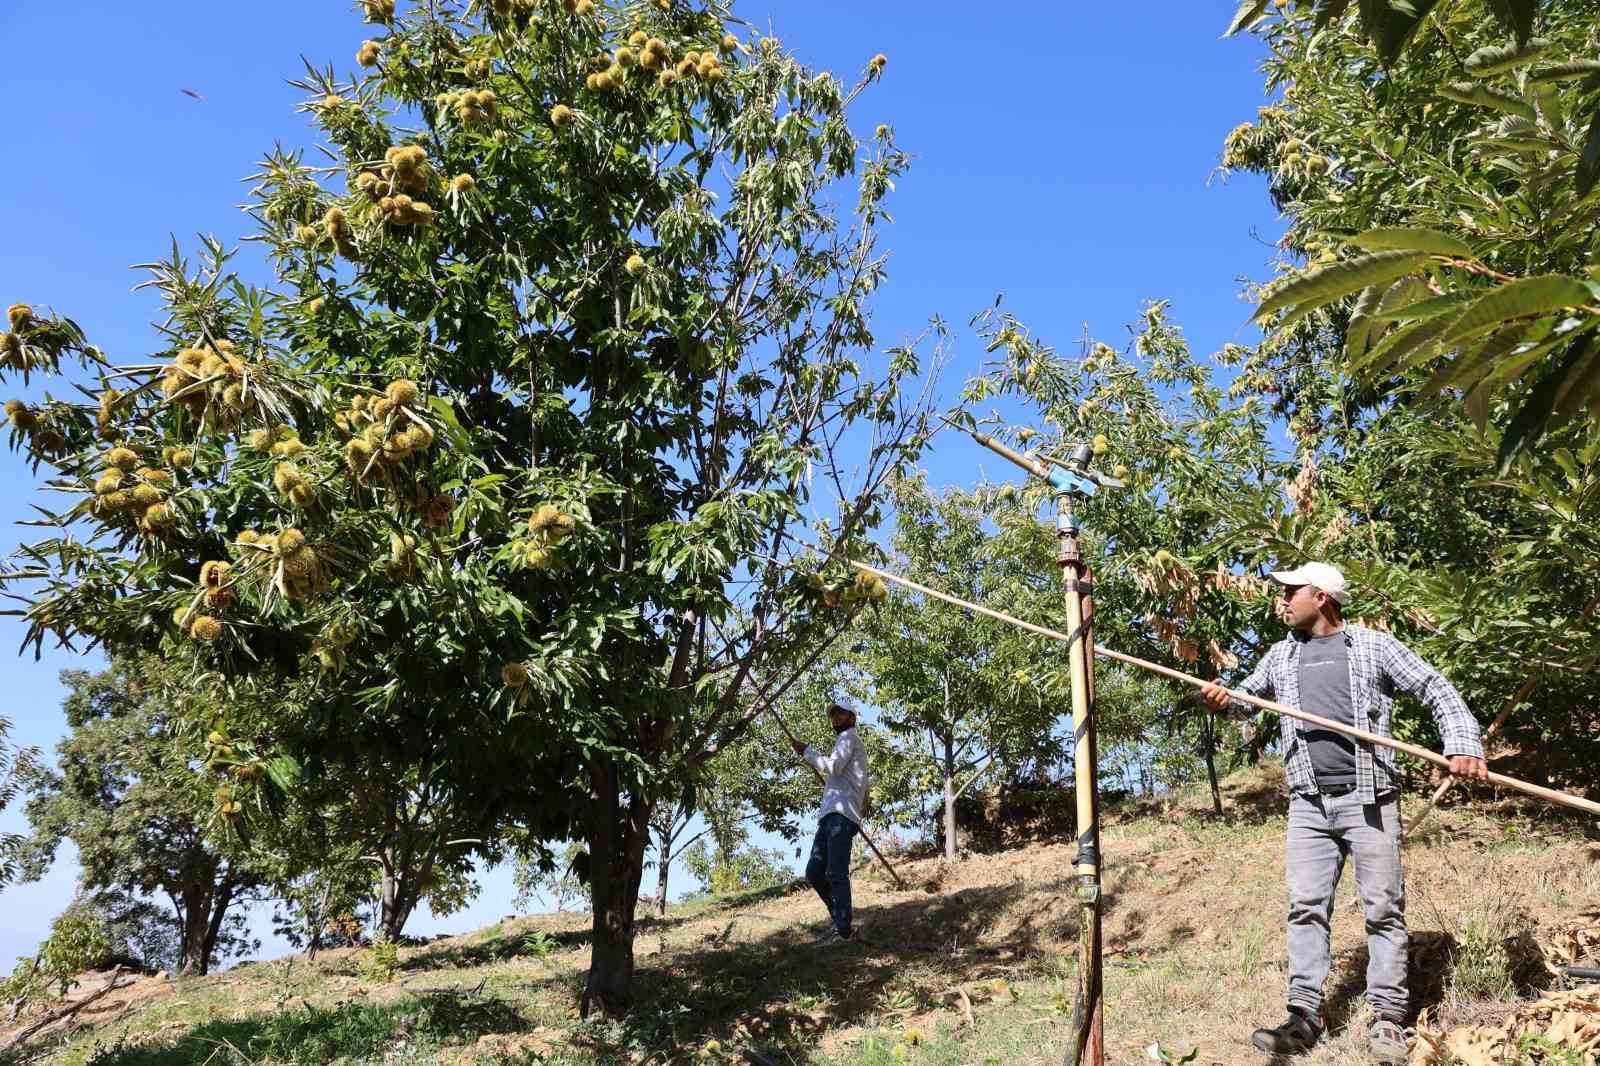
[583,875,1101,1060]
[55,994,529,1066]
[58,873,1065,1065]
[401,880,810,974]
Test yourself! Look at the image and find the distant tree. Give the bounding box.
[855,475,1068,859]
[513,839,587,915]
[67,888,183,973]
[16,661,263,974]
[680,837,790,897]
[0,714,40,891]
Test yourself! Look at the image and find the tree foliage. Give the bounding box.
[16,661,264,975]
[1225,0,1600,467]
[0,714,40,891]
[961,303,1287,810]
[1,901,116,1018]
[1213,0,1600,790]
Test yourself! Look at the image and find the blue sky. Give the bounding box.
[0,2,1280,965]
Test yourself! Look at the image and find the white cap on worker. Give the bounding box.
[1268,561,1349,604]
[828,696,859,719]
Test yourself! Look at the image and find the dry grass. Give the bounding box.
[6,762,1595,1065]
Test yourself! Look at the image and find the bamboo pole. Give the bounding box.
[845,560,1600,821]
[767,704,908,889]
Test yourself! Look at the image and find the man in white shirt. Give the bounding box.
[792,698,869,944]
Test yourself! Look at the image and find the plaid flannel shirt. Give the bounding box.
[1229,624,1484,804]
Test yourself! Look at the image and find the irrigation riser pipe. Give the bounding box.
[845,560,1600,821]
[1050,504,1104,1066]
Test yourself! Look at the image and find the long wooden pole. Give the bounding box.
[767,704,907,889]
[845,560,1600,820]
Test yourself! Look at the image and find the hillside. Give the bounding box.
[5,764,1597,1066]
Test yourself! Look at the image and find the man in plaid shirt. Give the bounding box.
[1200,562,1487,1064]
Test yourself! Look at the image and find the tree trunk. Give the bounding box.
[378,849,421,941]
[654,826,671,918]
[942,736,958,863]
[177,883,213,975]
[305,877,333,960]
[1201,705,1223,816]
[198,879,235,973]
[582,755,652,1017]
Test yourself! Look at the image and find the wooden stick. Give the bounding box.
[767,705,908,889]
[0,968,132,1052]
[847,560,1600,820]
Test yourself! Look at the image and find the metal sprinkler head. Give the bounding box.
[957,419,1124,496]
[1039,450,1126,491]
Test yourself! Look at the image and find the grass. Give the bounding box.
[7,761,1595,1066]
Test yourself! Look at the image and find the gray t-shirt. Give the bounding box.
[1298,632,1356,790]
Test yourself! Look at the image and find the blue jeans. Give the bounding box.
[806,812,859,937]
[1285,790,1408,1022]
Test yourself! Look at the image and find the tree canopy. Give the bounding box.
[0,0,931,1013]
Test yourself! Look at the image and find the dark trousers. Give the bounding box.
[805,812,859,936]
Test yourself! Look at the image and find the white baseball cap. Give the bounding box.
[1268,561,1349,604]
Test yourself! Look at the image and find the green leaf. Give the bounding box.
[1359,0,1442,66]
[1378,275,1432,316]
[1484,0,1537,46]
[1578,106,1600,197]
[1354,313,1458,378]
[1437,82,1537,121]
[1345,284,1383,361]
[1497,338,1591,473]
[428,395,463,431]
[1253,251,1432,322]
[266,754,303,791]
[1421,322,1527,396]
[1346,227,1473,257]
[1369,292,1473,323]
[1534,85,1567,133]
[1527,60,1600,84]
[1551,332,1600,416]
[1463,380,1491,431]
[1224,0,1274,36]
[1464,38,1549,78]
[1437,275,1594,349]
[1314,0,1353,30]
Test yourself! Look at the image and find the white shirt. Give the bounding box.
[804,726,868,827]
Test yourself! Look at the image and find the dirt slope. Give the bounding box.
[7,763,1596,1065]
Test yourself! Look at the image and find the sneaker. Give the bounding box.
[1369,1018,1408,1065]
[1250,1007,1323,1054]
[814,927,850,946]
